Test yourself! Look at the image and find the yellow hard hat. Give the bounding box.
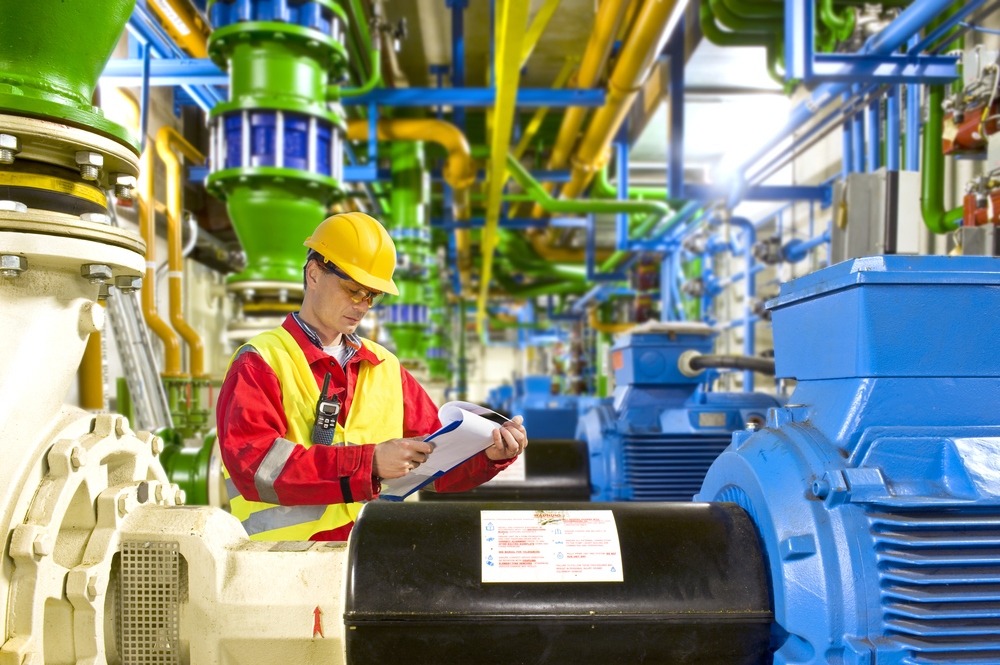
[303,212,399,295]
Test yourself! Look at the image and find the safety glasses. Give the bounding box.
[320,260,386,307]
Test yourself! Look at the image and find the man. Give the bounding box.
[217,212,528,541]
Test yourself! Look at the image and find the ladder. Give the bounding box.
[106,198,174,432]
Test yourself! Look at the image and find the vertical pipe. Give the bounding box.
[668,16,685,200]
[842,93,853,180]
[615,137,629,251]
[79,316,105,411]
[852,106,865,174]
[905,49,921,172]
[660,254,672,322]
[457,301,468,401]
[729,216,756,391]
[886,85,901,171]
[867,99,880,172]
[156,127,207,378]
[451,0,466,129]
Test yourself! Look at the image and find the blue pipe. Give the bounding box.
[668,17,685,200]
[852,107,865,174]
[616,137,629,251]
[842,95,853,180]
[782,229,832,263]
[727,0,959,209]
[715,215,757,390]
[450,0,467,129]
[886,85,901,171]
[867,99,880,172]
[905,38,921,171]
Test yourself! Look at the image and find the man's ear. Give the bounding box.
[305,260,321,291]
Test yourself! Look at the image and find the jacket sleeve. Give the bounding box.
[396,366,515,493]
[217,349,378,506]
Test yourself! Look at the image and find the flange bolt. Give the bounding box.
[32,534,52,557]
[112,173,136,200]
[75,151,103,181]
[0,134,21,164]
[812,479,830,499]
[81,264,113,284]
[0,254,27,278]
[115,275,142,294]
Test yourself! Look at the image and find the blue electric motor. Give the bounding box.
[509,375,580,440]
[698,255,1000,665]
[579,322,779,501]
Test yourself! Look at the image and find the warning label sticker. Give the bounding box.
[481,510,624,583]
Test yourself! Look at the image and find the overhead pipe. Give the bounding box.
[156,127,207,379]
[147,0,210,58]
[558,0,686,203]
[138,146,184,378]
[724,0,960,210]
[589,310,634,334]
[535,0,634,216]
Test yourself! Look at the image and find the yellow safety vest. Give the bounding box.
[222,325,403,540]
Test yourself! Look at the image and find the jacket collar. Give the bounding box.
[283,313,383,367]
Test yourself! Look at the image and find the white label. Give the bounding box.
[481,510,624,583]
[487,451,526,483]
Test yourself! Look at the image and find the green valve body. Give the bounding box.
[205,0,349,287]
[0,0,139,151]
[383,141,431,365]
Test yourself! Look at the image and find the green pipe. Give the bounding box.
[922,85,963,234]
[709,0,783,33]
[700,0,784,86]
[506,155,671,220]
[818,0,855,42]
[493,270,591,297]
[592,165,686,207]
[329,46,382,99]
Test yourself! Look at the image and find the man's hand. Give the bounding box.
[373,438,434,479]
[485,415,528,461]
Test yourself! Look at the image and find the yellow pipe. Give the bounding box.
[147,0,210,58]
[478,0,532,335]
[521,0,564,65]
[346,118,477,293]
[138,147,185,378]
[156,127,207,379]
[533,0,633,217]
[78,304,105,410]
[560,0,682,201]
[590,309,633,334]
[513,57,579,160]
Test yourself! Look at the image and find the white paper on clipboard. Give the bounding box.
[379,401,510,500]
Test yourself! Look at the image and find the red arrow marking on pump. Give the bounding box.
[313,606,324,638]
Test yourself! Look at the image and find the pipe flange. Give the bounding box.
[0,114,139,191]
[0,208,145,255]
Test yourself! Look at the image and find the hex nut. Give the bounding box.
[70,446,88,470]
[150,435,164,456]
[81,263,113,284]
[32,535,52,557]
[173,486,186,506]
[0,200,27,213]
[75,151,104,167]
[155,484,165,502]
[0,134,20,151]
[79,212,110,224]
[117,494,130,516]
[0,254,27,278]
[115,275,142,293]
[112,173,136,200]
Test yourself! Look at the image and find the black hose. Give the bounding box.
[689,354,776,376]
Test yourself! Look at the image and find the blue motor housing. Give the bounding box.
[698,256,1000,665]
[579,323,779,501]
[509,375,580,440]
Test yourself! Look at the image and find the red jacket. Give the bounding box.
[217,314,511,540]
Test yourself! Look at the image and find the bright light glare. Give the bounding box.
[98,84,141,140]
[714,94,792,180]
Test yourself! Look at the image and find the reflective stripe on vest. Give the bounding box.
[222,325,403,541]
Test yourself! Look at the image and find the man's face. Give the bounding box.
[305,260,373,336]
